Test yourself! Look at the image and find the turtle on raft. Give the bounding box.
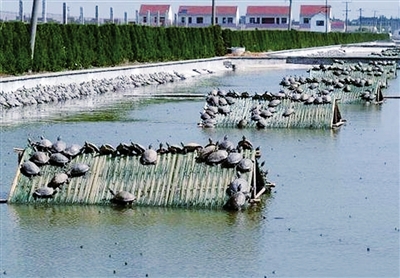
[108,188,136,206]
[32,186,57,200]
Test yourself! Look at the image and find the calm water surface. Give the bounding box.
[0,66,399,277]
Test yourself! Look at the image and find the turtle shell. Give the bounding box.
[224,152,243,167]
[21,161,41,177]
[51,137,67,153]
[206,149,228,165]
[69,163,90,177]
[49,153,70,166]
[63,144,83,158]
[33,186,56,199]
[224,191,247,211]
[140,148,157,165]
[30,151,50,166]
[226,177,250,196]
[237,158,253,172]
[48,172,69,188]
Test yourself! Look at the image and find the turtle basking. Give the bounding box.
[49,153,70,167]
[68,163,90,177]
[33,186,57,200]
[20,161,41,177]
[108,188,136,205]
[223,191,248,211]
[29,136,52,152]
[140,145,157,165]
[48,172,70,189]
[51,136,67,153]
[29,151,50,166]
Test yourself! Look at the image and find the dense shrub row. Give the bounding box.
[0,22,389,75]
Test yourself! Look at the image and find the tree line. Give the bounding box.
[0,22,388,75]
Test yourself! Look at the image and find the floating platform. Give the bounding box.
[8,142,272,209]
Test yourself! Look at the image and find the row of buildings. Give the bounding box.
[1,3,399,34]
[137,4,339,32]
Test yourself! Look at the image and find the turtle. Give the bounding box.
[82,141,100,154]
[218,135,235,152]
[156,142,169,154]
[181,142,203,153]
[29,136,52,152]
[51,136,67,153]
[20,161,41,177]
[99,144,116,155]
[256,118,268,129]
[223,150,243,168]
[29,151,50,166]
[196,140,218,162]
[268,99,281,107]
[282,107,295,117]
[237,135,253,151]
[33,186,57,200]
[226,175,250,197]
[140,145,157,165]
[68,163,90,177]
[165,142,184,154]
[131,142,146,155]
[62,144,83,158]
[206,149,228,165]
[116,142,134,156]
[223,191,247,211]
[49,153,70,166]
[237,118,248,129]
[237,158,254,172]
[48,172,70,189]
[109,188,136,205]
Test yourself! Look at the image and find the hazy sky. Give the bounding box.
[1,0,400,21]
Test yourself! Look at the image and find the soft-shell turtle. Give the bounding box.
[33,186,57,200]
[30,151,50,166]
[109,188,136,205]
[140,145,157,165]
[48,172,70,188]
[68,163,90,177]
[20,161,41,177]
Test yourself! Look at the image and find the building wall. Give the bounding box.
[310,13,331,32]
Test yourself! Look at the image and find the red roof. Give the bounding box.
[300,5,331,17]
[139,4,171,15]
[178,6,238,15]
[246,6,290,16]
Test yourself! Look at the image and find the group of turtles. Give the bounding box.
[21,136,90,200]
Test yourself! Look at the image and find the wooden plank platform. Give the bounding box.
[8,146,269,209]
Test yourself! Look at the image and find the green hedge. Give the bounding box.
[0,22,389,75]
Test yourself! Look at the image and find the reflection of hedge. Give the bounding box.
[0,22,389,75]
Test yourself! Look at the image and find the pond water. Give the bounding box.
[0,65,399,277]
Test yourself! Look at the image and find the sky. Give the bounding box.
[1,0,400,21]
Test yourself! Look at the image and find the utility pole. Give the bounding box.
[30,0,40,59]
[373,10,377,32]
[343,1,351,32]
[359,8,363,31]
[211,0,215,25]
[288,0,292,30]
[325,0,328,34]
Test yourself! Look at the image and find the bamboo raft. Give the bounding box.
[8,144,271,209]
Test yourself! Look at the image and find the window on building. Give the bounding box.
[188,17,192,24]
[249,17,256,24]
[281,17,287,24]
[316,20,324,26]
[196,17,203,24]
[303,18,310,24]
[222,17,226,24]
[227,17,233,24]
[154,17,157,23]
[181,17,185,23]
[276,18,280,24]
[143,16,147,23]
[215,17,218,24]
[262,17,275,24]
